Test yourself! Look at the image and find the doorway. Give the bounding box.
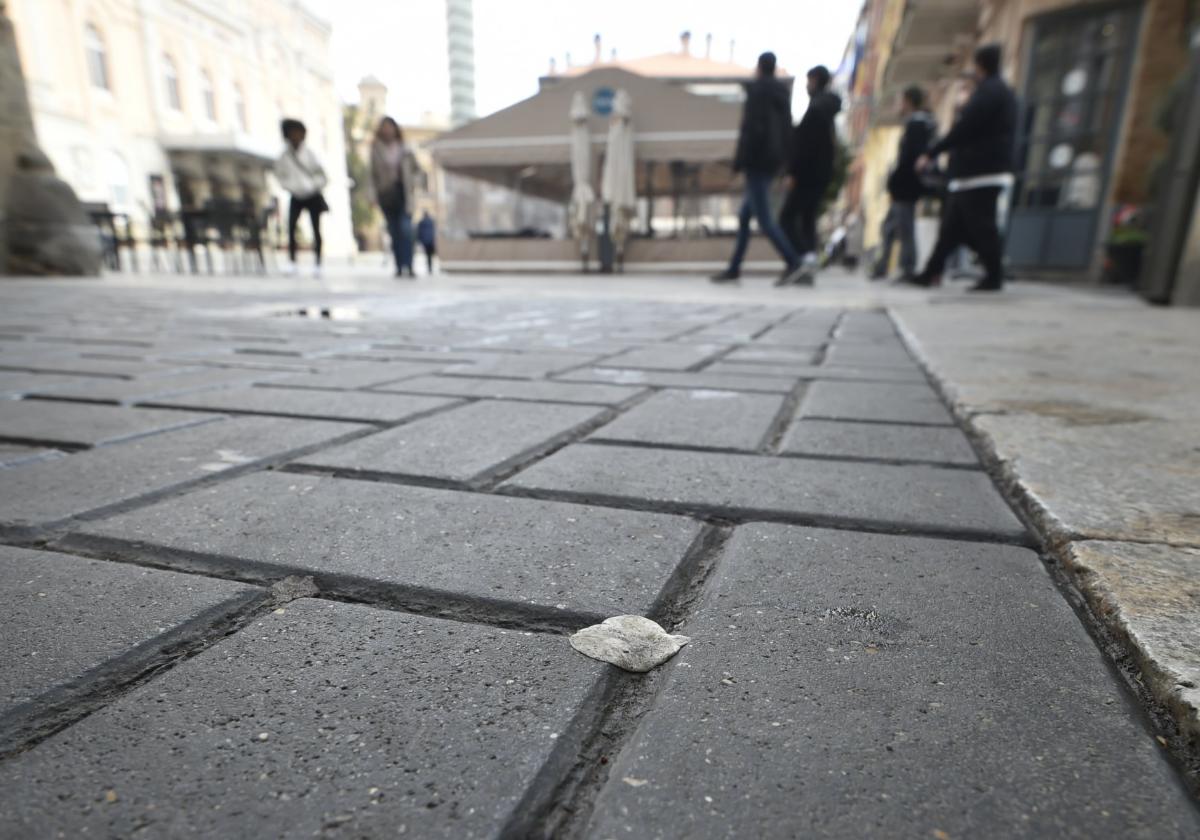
[1007,3,1142,270]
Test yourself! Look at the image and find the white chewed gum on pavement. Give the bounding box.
[569,615,690,673]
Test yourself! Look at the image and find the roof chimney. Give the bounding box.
[566,51,572,68]
[593,33,602,64]
[705,33,713,59]
[611,47,617,61]
[549,56,557,75]
[728,39,735,63]
[680,31,692,55]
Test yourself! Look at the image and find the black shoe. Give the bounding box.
[869,267,888,281]
[710,270,740,284]
[967,281,1003,293]
[901,271,939,287]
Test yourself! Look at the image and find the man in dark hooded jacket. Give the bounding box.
[778,65,841,284]
[872,85,936,281]
[913,43,1017,291]
[712,52,807,286]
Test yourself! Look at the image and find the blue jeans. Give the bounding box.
[383,207,413,272]
[728,173,799,272]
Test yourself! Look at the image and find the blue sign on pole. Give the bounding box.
[592,87,615,116]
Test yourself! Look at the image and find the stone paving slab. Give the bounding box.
[1062,541,1200,741]
[503,443,1026,541]
[0,599,604,839]
[0,371,99,398]
[25,367,286,404]
[556,367,795,394]
[295,399,606,485]
[0,444,62,468]
[443,351,601,380]
[590,389,784,451]
[599,344,729,371]
[780,419,980,466]
[823,342,921,369]
[970,414,1200,547]
[705,361,927,383]
[0,545,259,714]
[143,387,460,424]
[0,400,218,449]
[65,470,702,621]
[257,360,453,391]
[375,375,645,406]
[0,354,185,379]
[585,524,1200,840]
[0,416,366,532]
[800,381,954,425]
[720,347,822,366]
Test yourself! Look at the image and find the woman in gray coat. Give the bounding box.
[370,117,421,277]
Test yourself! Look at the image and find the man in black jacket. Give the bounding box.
[913,43,1017,292]
[872,86,934,282]
[778,65,841,284]
[712,52,808,286]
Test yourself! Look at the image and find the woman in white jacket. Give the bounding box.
[275,118,328,277]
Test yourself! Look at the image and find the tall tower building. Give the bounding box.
[446,0,477,126]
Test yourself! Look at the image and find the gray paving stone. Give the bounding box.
[585,524,1200,839]
[0,545,258,714]
[259,360,452,390]
[0,443,62,468]
[503,444,1026,540]
[751,328,835,347]
[0,354,184,379]
[781,419,980,466]
[823,342,921,369]
[444,351,600,379]
[25,367,285,404]
[0,400,218,448]
[143,387,460,424]
[706,361,927,383]
[721,347,822,365]
[296,399,605,484]
[0,599,603,839]
[0,416,366,532]
[591,389,784,451]
[600,344,729,371]
[556,367,795,394]
[67,470,702,619]
[375,374,645,405]
[800,380,953,425]
[0,371,99,398]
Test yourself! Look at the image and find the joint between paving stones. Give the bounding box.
[0,587,271,761]
[758,380,808,453]
[48,532,603,636]
[497,527,734,839]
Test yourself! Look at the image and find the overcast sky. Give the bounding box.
[309,0,862,123]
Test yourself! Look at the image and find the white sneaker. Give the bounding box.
[281,261,298,276]
[311,265,322,279]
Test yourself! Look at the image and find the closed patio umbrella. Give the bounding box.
[600,88,636,268]
[568,91,596,268]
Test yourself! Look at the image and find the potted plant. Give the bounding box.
[1103,204,1147,285]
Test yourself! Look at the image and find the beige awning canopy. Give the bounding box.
[880,0,979,120]
[430,67,744,200]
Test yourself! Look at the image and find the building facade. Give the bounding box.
[850,0,1196,283]
[7,0,354,258]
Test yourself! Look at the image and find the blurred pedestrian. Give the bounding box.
[872,85,935,282]
[370,117,421,278]
[912,44,1016,292]
[711,52,808,287]
[778,65,841,285]
[275,118,329,278]
[417,211,437,274]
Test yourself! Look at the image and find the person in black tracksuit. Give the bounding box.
[778,65,842,283]
[872,86,935,282]
[712,52,806,286]
[913,43,1017,292]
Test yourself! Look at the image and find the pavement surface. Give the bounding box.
[0,266,1197,838]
